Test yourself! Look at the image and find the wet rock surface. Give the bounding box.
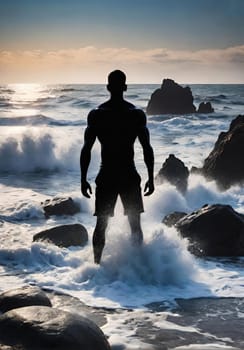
[42,197,80,217]
[33,223,88,247]
[175,204,244,256]
[202,115,244,189]
[156,154,189,193]
[0,286,52,313]
[0,305,111,350]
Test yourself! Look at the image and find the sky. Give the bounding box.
[0,0,244,83]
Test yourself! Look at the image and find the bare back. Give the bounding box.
[87,99,146,173]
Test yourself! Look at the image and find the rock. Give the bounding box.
[197,101,214,113]
[202,115,244,188]
[42,197,80,217]
[146,79,196,115]
[33,223,88,248]
[156,154,189,193]
[0,286,52,313]
[0,306,111,350]
[176,204,244,256]
[162,211,187,227]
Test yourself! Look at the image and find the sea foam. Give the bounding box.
[0,131,100,174]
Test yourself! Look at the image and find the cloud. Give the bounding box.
[0,45,244,83]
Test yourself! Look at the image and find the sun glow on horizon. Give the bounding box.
[1,45,244,84]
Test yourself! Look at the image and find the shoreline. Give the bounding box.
[46,289,244,350]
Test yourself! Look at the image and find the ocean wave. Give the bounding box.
[0,115,53,126]
[194,94,228,104]
[149,115,179,122]
[0,203,44,222]
[0,88,14,94]
[0,133,81,173]
[0,102,11,108]
[58,95,75,103]
[34,96,57,104]
[0,115,85,127]
[207,94,227,100]
[72,99,94,108]
[126,94,139,99]
[230,100,244,105]
[60,88,77,92]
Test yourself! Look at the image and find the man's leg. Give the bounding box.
[128,213,143,246]
[93,215,109,264]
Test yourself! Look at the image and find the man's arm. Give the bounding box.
[137,111,155,196]
[80,112,96,198]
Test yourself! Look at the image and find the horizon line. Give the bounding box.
[2,81,244,85]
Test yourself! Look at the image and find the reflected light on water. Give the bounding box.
[9,84,45,104]
[6,84,51,117]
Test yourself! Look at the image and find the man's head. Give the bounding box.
[107,70,127,94]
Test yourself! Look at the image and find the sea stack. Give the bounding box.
[202,115,244,189]
[146,79,196,115]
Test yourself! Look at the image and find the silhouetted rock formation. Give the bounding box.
[0,286,52,313]
[146,79,216,115]
[175,204,244,256]
[42,197,80,217]
[0,306,111,350]
[33,223,88,248]
[146,79,196,115]
[156,154,189,193]
[202,115,244,189]
[197,101,214,113]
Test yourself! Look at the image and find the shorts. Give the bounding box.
[94,170,144,217]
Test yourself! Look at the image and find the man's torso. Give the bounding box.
[88,100,146,179]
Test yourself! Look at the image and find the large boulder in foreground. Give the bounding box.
[176,204,244,256]
[42,197,80,217]
[146,79,196,115]
[0,306,110,350]
[33,223,88,248]
[202,115,244,189]
[0,286,52,313]
[156,154,189,193]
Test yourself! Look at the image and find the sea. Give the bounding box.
[0,83,244,349]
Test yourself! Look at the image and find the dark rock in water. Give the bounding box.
[0,286,52,313]
[33,223,88,248]
[176,204,244,256]
[197,101,214,113]
[146,79,196,115]
[42,197,80,217]
[162,211,187,227]
[156,154,189,193]
[0,306,111,350]
[202,115,244,188]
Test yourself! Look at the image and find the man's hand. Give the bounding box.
[81,180,92,198]
[144,179,154,196]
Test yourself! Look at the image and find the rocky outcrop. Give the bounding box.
[33,223,88,248]
[197,102,214,113]
[42,197,80,217]
[146,79,196,115]
[0,286,52,313]
[0,306,111,350]
[156,154,189,193]
[175,204,244,256]
[202,115,244,189]
[162,211,187,227]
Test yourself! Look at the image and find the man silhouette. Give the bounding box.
[80,70,154,264]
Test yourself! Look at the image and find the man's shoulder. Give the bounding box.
[87,108,101,126]
[97,100,135,110]
[131,107,147,126]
